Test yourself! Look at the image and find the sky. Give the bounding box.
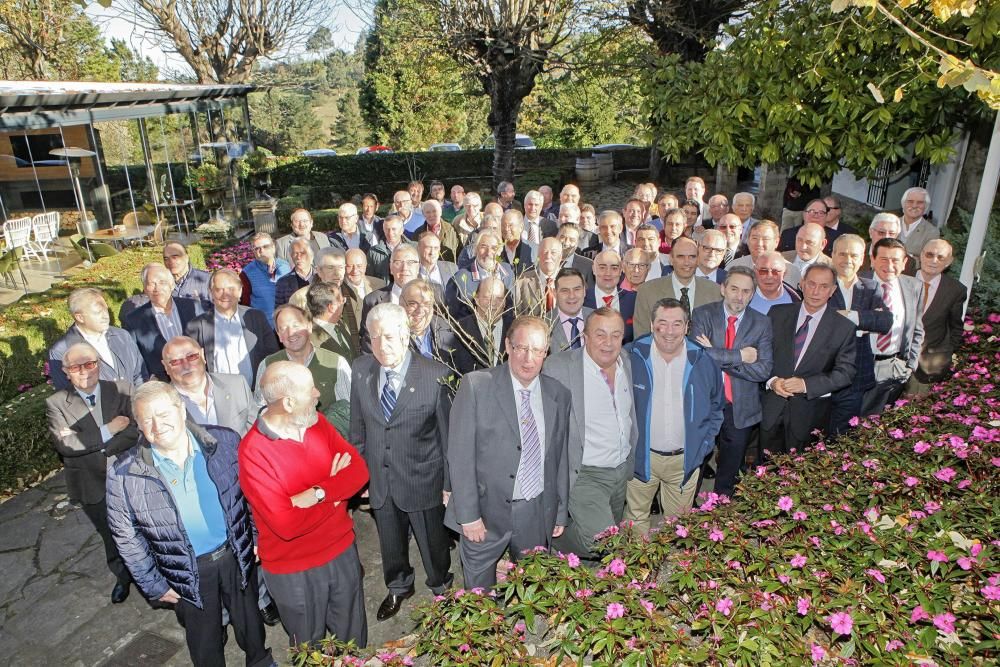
[85,3,369,78]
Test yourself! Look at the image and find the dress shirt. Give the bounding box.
[213,310,253,383]
[794,303,828,366]
[650,349,685,453]
[917,271,941,311]
[898,218,925,243]
[749,288,794,315]
[593,286,619,311]
[522,218,543,245]
[152,301,183,342]
[412,329,434,358]
[558,310,584,346]
[176,377,218,426]
[79,330,115,368]
[836,278,866,332]
[390,283,403,305]
[723,304,746,332]
[75,384,112,443]
[792,254,820,273]
[420,263,444,286]
[348,279,368,299]
[647,261,663,280]
[378,351,411,402]
[581,350,632,467]
[341,231,362,250]
[696,268,720,282]
[510,371,546,500]
[870,278,903,355]
[671,274,696,304]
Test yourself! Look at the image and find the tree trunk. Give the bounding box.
[954,116,994,222]
[488,86,522,188]
[648,144,662,181]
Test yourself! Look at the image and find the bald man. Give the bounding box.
[781,222,831,287]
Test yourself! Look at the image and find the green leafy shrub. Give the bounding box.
[944,208,1000,312]
[0,385,57,494]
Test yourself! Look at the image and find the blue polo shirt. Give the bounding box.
[151,431,228,557]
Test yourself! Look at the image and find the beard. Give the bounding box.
[290,404,319,430]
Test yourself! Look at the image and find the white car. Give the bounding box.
[301,148,338,157]
[429,143,462,152]
[481,133,537,150]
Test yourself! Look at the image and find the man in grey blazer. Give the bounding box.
[543,308,638,559]
[350,303,454,621]
[416,231,458,290]
[861,238,925,415]
[162,337,257,437]
[634,237,723,338]
[690,266,775,498]
[445,316,572,590]
[547,267,593,354]
[46,342,138,604]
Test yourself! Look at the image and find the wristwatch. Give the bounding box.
[312,486,326,503]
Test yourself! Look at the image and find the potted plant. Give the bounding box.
[185,163,226,209]
[235,147,277,199]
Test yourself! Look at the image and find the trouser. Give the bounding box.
[861,357,911,416]
[713,404,756,499]
[173,547,272,667]
[263,544,367,649]
[459,495,548,591]
[759,402,831,460]
[828,383,866,437]
[625,451,700,534]
[372,497,452,595]
[222,566,272,628]
[905,374,932,396]
[80,499,130,584]
[554,461,630,559]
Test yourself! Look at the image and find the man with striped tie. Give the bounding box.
[860,238,925,415]
[445,316,572,590]
[760,264,857,457]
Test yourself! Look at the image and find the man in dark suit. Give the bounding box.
[119,242,213,320]
[761,264,856,456]
[398,280,458,367]
[500,209,536,276]
[46,342,138,604]
[586,211,628,258]
[584,249,637,342]
[416,231,459,291]
[695,230,729,284]
[328,203,372,254]
[409,200,461,263]
[548,268,593,354]
[445,316,572,590]
[556,222,595,286]
[453,276,511,375]
[543,309,638,558]
[690,266,774,498]
[445,230,514,320]
[49,287,146,390]
[360,244,423,351]
[184,268,279,388]
[306,282,356,362]
[274,237,315,307]
[343,249,387,351]
[350,303,454,620]
[123,263,204,381]
[860,238,925,415]
[908,239,967,393]
[827,234,892,434]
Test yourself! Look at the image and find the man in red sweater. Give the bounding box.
[239,361,370,648]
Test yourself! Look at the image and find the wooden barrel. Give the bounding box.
[576,157,600,183]
[592,152,614,181]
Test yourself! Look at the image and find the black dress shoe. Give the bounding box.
[376,590,414,621]
[111,581,130,604]
[703,464,716,480]
[260,601,280,626]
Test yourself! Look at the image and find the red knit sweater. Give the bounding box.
[239,413,369,574]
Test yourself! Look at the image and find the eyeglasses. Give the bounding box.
[805,208,828,215]
[390,259,419,267]
[755,267,784,276]
[701,247,726,253]
[510,344,547,357]
[625,262,650,269]
[165,352,202,368]
[65,360,99,374]
[403,300,433,312]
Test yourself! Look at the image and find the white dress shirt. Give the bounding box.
[870,278,903,355]
[510,372,546,500]
[581,350,632,467]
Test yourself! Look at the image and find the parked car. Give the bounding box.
[481,134,537,150]
[356,145,394,154]
[429,143,462,152]
[591,143,637,151]
[301,148,338,157]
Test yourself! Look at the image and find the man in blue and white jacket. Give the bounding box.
[625,297,724,533]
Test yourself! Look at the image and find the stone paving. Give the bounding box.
[0,471,442,666]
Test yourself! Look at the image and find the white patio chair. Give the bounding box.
[31,212,61,260]
[2,217,38,261]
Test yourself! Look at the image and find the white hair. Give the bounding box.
[870,212,901,231]
[901,187,930,209]
[366,302,410,338]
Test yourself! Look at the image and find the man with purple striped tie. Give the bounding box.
[760,264,857,457]
[444,316,572,590]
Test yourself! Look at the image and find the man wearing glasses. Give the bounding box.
[328,203,371,253]
[621,248,652,292]
[398,279,458,364]
[779,198,847,252]
[748,252,801,315]
[361,244,424,350]
[695,230,729,284]
[714,213,743,267]
[240,232,291,328]
[275,208,330,263]
[729,220,803,287]
[46,342,137,605]
[445,316,572,589]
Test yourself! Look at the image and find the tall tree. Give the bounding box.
[119,0,333,83]
[109,38,159,82]
[332,92,367,151]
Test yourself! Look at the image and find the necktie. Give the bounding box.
[793,315,812,366]
[602,294,614,307]
[529,221,540,245]
[723,315,737,403]
[545,278,555,311]
[516,389,543,499]
[86,394,96,407]
[876,283,893,352]
[380,369,398,421]
[923,280,931,313]
[680,287,690,314]
[569,317,582,349]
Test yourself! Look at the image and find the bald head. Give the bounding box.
[795,222,827,262]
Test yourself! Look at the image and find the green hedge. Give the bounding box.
[0,386,59,494]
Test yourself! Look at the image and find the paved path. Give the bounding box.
[0,471,440,666]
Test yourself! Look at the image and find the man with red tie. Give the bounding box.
[584,250,637,342]
[690,266,774,497]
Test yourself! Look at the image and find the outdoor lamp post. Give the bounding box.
[49,146,97,262]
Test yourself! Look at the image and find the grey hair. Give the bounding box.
[870,212,901,232]
[339,202,358,217]
[289,237,314,259]
[421,199,442,214]
[723,264,757,289]
[524,190,543,204]
[67,287,106,314]
[64,341,100,361]
[132,380,183,415]
[210,267,242,289]
[258,360,311,406]
[901,186,930,209]
[366,302,410,338]
[733,192,756,207]
[315,247,346,264]
[140,262,175,289]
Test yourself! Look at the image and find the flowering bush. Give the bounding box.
[294,314,999,665]
[205,239,254,272]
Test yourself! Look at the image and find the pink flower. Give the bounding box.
[927,550,949,562]
[849,416,860,426]
[458,643,471,653]
[608,558,626,576]
[777,496,794,512]
[958,479,972,489]
[957,556,975,570]
[934,467,957,482]
[904,476,919,487]
[790,554,807,568]
[866,568,886,583]
[981,585,1000,600]
[574,588,594,598]
[778,574,791,584]
[828,611,853,635]
[675,524,688,538]
[885,639,903,651]
[566,553,581,568]
[933,612,956,634]
[605,602,625,620]
[715,598,733,616]
[913,441,931,454]
[810,644,827,662]
[639,599,655,614]
[911,605,931,623]
[793,511,808,520]
[708,528,725,542]
[797,597,810,615]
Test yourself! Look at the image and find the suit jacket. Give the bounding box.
[407,315,460,369]
[344,276,386,350]
[500,241,536,277]
[420,260,459,290]
[312,319,355,362]
[893,275,926,372]
[779,222,858,253]
[327,231,372,255]
[452,311,512,375]
[46,380,138,505]
[444,263,514,320]
[562,253,595,288]
[359,286,394,351]
[900,218,940,265]
[633,276,722,338]
[349,353,452,512]
[274,270,311,307]
[513,269,552,317]
[184,305,279,387]
[828,277,891,391]
[915,274,966,382]
[444,364,571,537]
[123,297,203,381]
[583,288,637,342]
[275,231,331,262]
[49,325,146,391]
[205,372,257,437]
[690,302,774,428]
[410,222,461,263]
[585,237,629,259]
[541,348,638,491]
[548,307,594,354]
[781,252,832,288]
[762,305,856,443]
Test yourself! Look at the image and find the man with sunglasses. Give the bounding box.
[46,342,137,604]
[240,231,291,328]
